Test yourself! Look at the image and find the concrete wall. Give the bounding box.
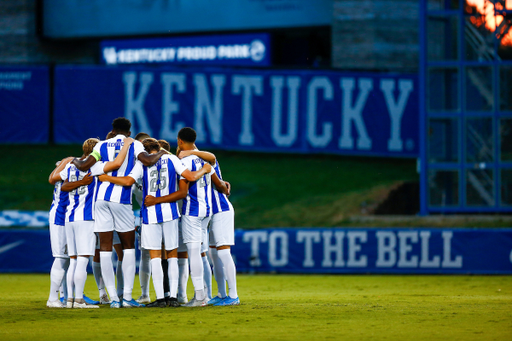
[0,0,96,64]
[332,0,419,72]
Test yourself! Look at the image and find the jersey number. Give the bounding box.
[149,168,168,192]
[70,174,86,195]
[198,173,211,188]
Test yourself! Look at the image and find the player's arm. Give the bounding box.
[137,149,167,167]
[178,150,216,165]
[145,179,189,207]
[97,174,135,187]
[212,172,230,196]
[61,174,94,192]
[102,137,134,173]
[180,163,212,182]
[49,157,73,185]
[72,154,98,172]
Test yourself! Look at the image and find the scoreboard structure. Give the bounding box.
[420,0,512,214]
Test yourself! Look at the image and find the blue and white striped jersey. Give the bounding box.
[211,161,233,215]
[49,181,69,226]
[180,155,214,218]
[128,155,187,224]
[93,135,144,205]
[59,162,105,222]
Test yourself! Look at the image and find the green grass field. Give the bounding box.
[0,274,510,340]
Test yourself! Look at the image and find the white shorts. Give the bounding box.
[49,222,68,258]
[141,219,179,251]
[94,200,135,233]
[201,226,209,254]
[209,210,235,248]
[95,231,121,250]
[181,215,211,245]
[66,221,96,257]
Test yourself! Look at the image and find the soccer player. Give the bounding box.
[46,156,73,308]
[60,137,133,308]
[72,118,166,308]
[176,127,230,307]
[98,138,211,307]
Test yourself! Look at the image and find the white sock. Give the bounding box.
[210,248,227,298]
[116,260,124,298]
[122,249,136,301]
[218,249,238,299]
[66,258,77,299]
[186,242,204,300]
[202,255,212,299]
[168,257,179,298]
[150,258,164,300]
[178,258,189,298]
[139,249,151,297]
[60,270,68,300]
[49,258,69,301]
[100,251,119,302]
[92,261,106,297]
[74,257,89,300]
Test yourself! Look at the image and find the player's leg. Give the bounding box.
[92,236,108,304]
[163,219,180,307]
[137,225,151,304]
[72,221,98,308]
[47,222,69,308]
[177,220,189,304]
[113,233,124,301]
[65,222,77,308]
[182,215,208,307]
[209,246,227,305]
[95,200,120,307]
[212,210,239,306]
[143,223,165,308]
[113,202,141,307]
[161,246,171,304]
[201,226,213,300]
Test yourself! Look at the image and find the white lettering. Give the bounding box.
[380,79,413,152]
[160,73,186,142]
[242,231,268,267]
[307,77,333,148]
[232,75,263,145]
[376,231,396,267]
[397,231,418,268]
[271,76,301,147]
[347,231,367,267]
[419,231,440,268]
[123,72,154,136]
[296,231,321,267]
[441,231,463,268]
[321,231,345,267]
[193,74,226,144]
[268,231,288,267]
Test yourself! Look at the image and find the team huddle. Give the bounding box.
[47,117,239,308]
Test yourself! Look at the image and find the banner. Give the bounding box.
[233,228,512,274]
[101,33,271,67]
[43,0,332,38]
[54,65,419,157]
[0,66,49,143]
[1,228,511,274]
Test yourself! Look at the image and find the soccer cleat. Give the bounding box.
[66,298,74,308]
[110,300,121,308]
[136,295,151,304]
[166,297,180,307]
[122,298,145,308]
[83,295,100,305]
[99,294,110,304]
[146,299,166,308]
[182,297,208,308]
[47,299,66,308]
[207,296,226,306]
[73,299,99,309]
[214,297,240,306]
[177,295,188,305]
[60,297,66,304]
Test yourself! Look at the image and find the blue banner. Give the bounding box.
[54,66,419,157]
[233,228,512,274]
[101,34,271,67]
[0,66,49,143]
[1,228,511,274]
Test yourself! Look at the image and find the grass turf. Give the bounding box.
[0,144,417,228]
[0,274,510,340]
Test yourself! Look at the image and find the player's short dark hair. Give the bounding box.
[178,127,196,143]
[158,139,171,152]
[142,138,161,153]
[134,132,151,142]
[112,117,131,134]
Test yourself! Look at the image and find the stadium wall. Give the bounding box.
[1,228,511,274]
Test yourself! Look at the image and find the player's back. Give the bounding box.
[211,160,233,214]
[61,163,98,222]
[94,135,144,204]
[50,181,69,226]
[181,155,212,217]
